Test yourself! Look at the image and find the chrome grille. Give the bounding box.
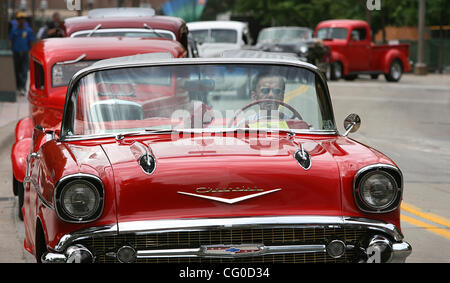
[78,227,366,263]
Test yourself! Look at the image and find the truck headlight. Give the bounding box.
[299,46,308,54]
[353,165,402,213]
[55,175,104,223]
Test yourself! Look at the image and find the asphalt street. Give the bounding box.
[0,74,449,263]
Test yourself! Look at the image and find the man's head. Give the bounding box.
[251,72,286,112]
[16,12,27,27]
[52,12,61,24]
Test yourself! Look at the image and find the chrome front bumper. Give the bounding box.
[42,216,412,263]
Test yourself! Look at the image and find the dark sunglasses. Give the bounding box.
[260,87,283,96]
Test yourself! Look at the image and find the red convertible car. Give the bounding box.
[11,37,186,220]
[22,51,411,263]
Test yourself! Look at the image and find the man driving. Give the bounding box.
[251,72,286,115]
[238,72,289,128]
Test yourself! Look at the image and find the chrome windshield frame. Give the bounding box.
[59,57,337,141]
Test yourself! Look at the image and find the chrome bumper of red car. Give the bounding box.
[42,216,412,263]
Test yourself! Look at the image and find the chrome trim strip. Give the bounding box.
[177,189,282,205]
[136,245,326,259]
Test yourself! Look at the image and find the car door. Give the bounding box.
[347,27,371,71]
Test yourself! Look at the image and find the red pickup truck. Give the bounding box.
[315,20,411,82]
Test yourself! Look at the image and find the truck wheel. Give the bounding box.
[13,175,19,196]
[17,181,24,221]
[344,74,358,81]
[330,62,343,81]
[371,74,379,80]
[385,59,403,82]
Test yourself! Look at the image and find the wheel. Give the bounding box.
[371,74,379,80]
[344,74,358,81]
[385,59,403,82]
[330,61,343,81]
[13,175,18,196]
[17,180,24,221]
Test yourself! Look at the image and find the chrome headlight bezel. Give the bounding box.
[54,174,105,223]
[353,164,403,213]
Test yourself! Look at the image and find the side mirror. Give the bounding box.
[343,114,361,137]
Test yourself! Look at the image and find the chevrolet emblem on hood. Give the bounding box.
[177,187,281,204]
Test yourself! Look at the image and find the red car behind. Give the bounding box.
[315,19,411,82]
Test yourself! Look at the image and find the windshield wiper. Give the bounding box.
[56,54,86,65]
[87,24,102,37]
[143,23,164,38]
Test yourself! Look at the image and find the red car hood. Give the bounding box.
[100,134,346,223]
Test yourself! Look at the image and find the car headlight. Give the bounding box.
[353,165,402,213]
[55,175,104,223]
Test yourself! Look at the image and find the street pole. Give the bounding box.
[0,0,8,43]
[414,0,428,75]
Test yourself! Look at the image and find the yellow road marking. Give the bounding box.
[401,214,450,240]
[284,85,309,102]
[401,203,450,228]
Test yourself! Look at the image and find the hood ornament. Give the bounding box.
[178,188,281,205]
[294,143,311,170]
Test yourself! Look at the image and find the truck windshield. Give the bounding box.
[258,28,312,43]
[316,28,348,40]
[191,29,238,44]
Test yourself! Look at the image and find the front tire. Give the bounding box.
[17,180,24,221]
[330,61,343,81]
[385,59,403,82]
[344,74,358,81]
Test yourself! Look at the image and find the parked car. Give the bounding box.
[315,20,411,82]
[187,21,253,58]
[22,51,411,263]
[64,8,189,51]
[11,37,186,221]
[253,26,330,75]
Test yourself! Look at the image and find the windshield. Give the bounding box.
[190,29,238,44]
[316,28,348,40]
[67,63,335,137]
[258,28,312,43]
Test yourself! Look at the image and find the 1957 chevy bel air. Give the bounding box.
[22,51,411,263]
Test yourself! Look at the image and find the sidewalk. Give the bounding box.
[0,95,29,128]
[0,96,34,262]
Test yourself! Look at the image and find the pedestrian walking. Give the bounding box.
[9,12,34,96]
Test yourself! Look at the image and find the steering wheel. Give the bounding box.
[228,99,303,127]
